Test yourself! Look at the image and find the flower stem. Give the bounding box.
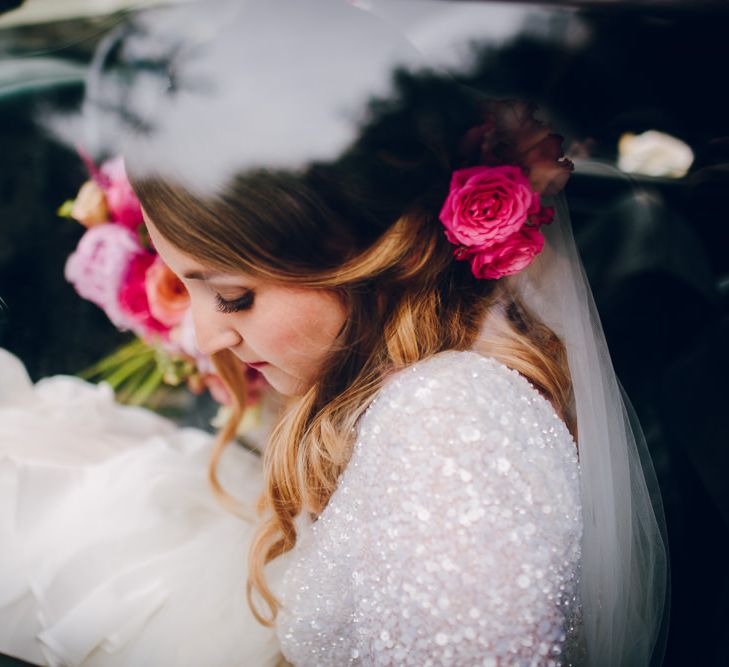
[78,338,149,379]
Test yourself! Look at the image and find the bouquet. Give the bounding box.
[59,152,266,434]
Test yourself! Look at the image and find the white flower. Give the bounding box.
[618,130,694,178]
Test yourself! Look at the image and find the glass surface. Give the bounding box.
[0,2,727,664]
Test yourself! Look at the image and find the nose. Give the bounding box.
[190,297,243,357]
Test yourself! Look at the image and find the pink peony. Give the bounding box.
[464,225,545,280]
[98,156,144,230]
[64,224,145,330]
[145,256,190,328]
[439,165,541,249]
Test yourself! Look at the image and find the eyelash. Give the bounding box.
[214,291,255,313]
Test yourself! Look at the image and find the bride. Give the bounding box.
[0,1,667,665]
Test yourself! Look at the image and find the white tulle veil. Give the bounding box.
[508,193,669,665]
[45,0,669,664]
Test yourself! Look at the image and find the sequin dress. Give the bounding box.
[276,350,583,666]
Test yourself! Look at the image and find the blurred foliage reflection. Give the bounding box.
[0,2,727,665]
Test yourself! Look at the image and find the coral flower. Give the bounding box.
[145,257,190,328]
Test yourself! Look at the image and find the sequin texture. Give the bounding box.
[276,351,582,666]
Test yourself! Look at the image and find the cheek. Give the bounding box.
[303,297,347,354]
[276,295,346,360]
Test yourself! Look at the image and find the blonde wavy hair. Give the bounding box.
[130,71,575,627]
[134,174,575,627]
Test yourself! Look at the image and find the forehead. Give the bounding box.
[142,208,244,283]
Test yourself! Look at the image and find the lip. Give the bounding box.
[244,361,268,370]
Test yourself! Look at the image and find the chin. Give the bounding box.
[261,367,306,398]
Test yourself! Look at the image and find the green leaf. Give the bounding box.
[57,199,76,219]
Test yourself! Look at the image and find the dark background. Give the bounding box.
[1,1,728,665]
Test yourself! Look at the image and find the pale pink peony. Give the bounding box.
[439,165,541,249]
[98,156,144,230]
[464,225,545,280]
[64,224,144,330]
[145,256,190,328]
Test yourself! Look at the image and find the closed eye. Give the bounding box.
[214,290,254,313]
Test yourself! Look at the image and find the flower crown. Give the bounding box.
[439,100,574,280]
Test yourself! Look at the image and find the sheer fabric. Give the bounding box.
[36,1,669,664]
[504,194,669,665]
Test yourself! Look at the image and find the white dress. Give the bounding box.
[276,351,582,666]
[0,348,582,666]
[0,348,282,667]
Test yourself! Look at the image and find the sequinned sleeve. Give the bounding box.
[348,351,582,665]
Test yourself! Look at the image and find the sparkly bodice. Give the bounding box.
[276,351,582,666]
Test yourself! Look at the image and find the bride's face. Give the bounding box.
[143,213,347,397]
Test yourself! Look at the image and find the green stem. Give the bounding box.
[128,365,165,405]
[79,339,149,379]
[104,353,156,389]
[115,363,157,403]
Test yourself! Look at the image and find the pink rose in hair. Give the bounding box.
[439,165,540,248]
[64,224,144,330]
[530,205,555,227]
[465,225,545,280]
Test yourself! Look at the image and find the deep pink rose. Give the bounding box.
[98,156,144,230]
[439,165,541,249]
[118,252,169,340]
[463,225,545,280]
[64,224,144,330]
[531,205,555,227]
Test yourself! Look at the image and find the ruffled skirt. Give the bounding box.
[0,348,282,666]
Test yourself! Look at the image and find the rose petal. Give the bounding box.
[463,226,545,280]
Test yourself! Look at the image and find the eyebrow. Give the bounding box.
[182,270,224,280]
